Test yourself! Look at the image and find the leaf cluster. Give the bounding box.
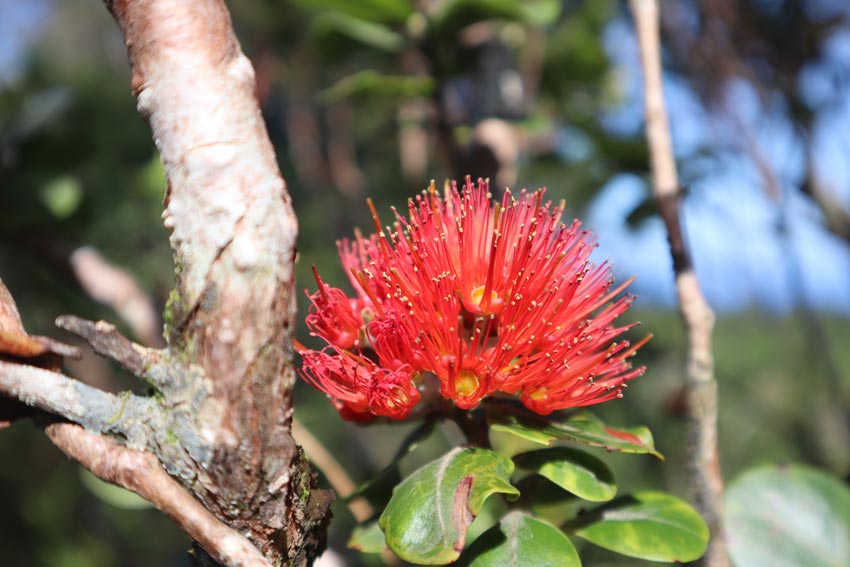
[347,410,708,566]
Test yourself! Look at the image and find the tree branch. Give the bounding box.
[629,2,728,567]
[3,1,331,563]
[45,422,272,567]
[70,246,164,347]
[292,418,373,523]
[101,0,330,563]
[0,279,262,566]
[55,315,155,377]
[0,360,154,443]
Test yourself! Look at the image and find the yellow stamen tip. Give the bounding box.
[456,370,480,397]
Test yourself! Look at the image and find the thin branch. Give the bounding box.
[292,418,373,523]
[45,422,272,567]
[56,315,156,377]
[0,360,156,446]
[629,2,728,567]
[70,246,164,347]
[292,420,404,566]
[803,144,850,244]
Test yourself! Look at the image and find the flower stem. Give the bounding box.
[449,407,491,448]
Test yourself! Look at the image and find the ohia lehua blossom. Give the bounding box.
[296,178,649,421]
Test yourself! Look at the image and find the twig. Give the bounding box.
[55,315,155,376]
[292,418,373,523]
[292,420,405,566]
[45,422,272,567]
[70,246,164,347]
[629,2,728,566]
[0,360,157,445]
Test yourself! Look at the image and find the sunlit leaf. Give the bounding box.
[379,447,519,564]
[490,411,663,459]
[572,491,708,562]
[459,511,580,567]
[725,464,850,567]
[429,0,561,30]
[312,12,405,53]
[513,447,616,502]
[321,71,434,103]
[292,0,412,24]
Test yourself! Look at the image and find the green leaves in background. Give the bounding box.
[378,447,519,564]
[4,88,72,141]
[490,411,662,458]
[572,491,709,563]
[312,12,405,54]
[513,447,616,502]
[292,0,413,24]
[321,71,435,104]
[40,175,83,219]
[428,0,561,31]
[725,464,850,567]
[79,469,150,510]
[459,511,580,567]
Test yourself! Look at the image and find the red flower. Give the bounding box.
[298,178,648,419]
[297,347,420,421]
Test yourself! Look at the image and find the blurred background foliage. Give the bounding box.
[1,0,849,565]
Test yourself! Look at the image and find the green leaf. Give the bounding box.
[490,411,663,459]
[292,0,413,24]
[348,520,387,554]
[312,12,405,54]
[513,447,616,502]
[573,491,708,562]
[379,447,520,564]
[516,0,561,26]
[725,464,850,567]
[321,71,435,104]
[459,511,581,567]
[429,0,561,30]
[625,194,657,228]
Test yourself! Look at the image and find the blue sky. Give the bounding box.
[0,0,50,85]
[585,16,850,314]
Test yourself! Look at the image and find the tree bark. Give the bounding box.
[0,1,332,565]
[102,0,332,563]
